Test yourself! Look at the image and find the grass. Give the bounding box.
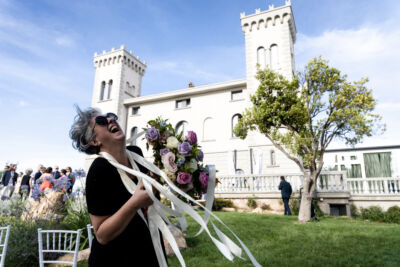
[79,212,400,266]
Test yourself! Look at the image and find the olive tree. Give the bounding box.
[234,57,384,222]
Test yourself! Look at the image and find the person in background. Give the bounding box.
[20,169,33,196]
[33,165,44,184]
[40,167,54,191]
[15,171,24,194]
[53,166,61,179]
[66,167,75,189]
[278,175,292,216]
[60,169,72,194]
[1,164,18,186]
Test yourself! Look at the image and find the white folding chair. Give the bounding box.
[38,228,82,267]
[0,225,11,267]
[87,224,94,249]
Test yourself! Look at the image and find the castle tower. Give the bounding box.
[91,45,146,133]
[241,0,296,94]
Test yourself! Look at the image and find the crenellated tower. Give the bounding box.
[241,0,296,94]
[91,45,146,133]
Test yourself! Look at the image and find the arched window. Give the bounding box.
[130,127,138,145]
[100,81,106,100]
[175,121,188,137]
[270,44,279,69]
[107,80,113,99]
[232,114,242,137]
[203,117,214,141]
[257,47,266,68]
[270,150,276,166]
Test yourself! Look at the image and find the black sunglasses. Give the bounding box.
[92,113,118,130]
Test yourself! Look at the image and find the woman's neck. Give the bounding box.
[101,145,129,166]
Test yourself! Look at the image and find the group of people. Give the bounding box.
[0,163,76,197]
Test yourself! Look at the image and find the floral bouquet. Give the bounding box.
[143,117,209,197]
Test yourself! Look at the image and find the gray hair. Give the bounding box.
[69,106,101,155]
[25,168,33,176]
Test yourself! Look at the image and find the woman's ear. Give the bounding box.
[90,137,101,147]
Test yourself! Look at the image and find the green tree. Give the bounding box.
[234,57,384,222]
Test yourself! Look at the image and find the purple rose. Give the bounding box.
[178,141,192,156]
[160,148,170,156]
[199,172,209,189]
[196,150,204,161]
[145,127,160,142]
[185,131,197,145]
[176,172,192,185]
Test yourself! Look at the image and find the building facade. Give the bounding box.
[88,1,400,213]
[90,1,299,176]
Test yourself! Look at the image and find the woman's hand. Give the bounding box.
[131,180,153,209]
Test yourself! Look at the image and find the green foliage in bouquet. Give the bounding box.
[144,117,210,198]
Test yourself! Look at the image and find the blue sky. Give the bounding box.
[1,0,399,171]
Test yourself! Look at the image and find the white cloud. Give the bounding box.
[0,10,77,58]
[18,100,28,107]
[295,20,400,147]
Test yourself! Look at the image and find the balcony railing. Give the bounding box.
[215,171,347,194]
[215,172,400,196]
[347,178,400,195]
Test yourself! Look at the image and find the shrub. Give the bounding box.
[384,205,400,224]
[62,196,91,250]
[360,206,384,222]
[289,198,300,215]
[260,203,271,210]
[213,198,233,211]
[247,197,257,209]
[0,197,28,218]
[350,204,359,217]
[0,216,62,267]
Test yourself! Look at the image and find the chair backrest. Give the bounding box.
[38,228,82,267]
[0,225,11,267]
[87,224,94,249]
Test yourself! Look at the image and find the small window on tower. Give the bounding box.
[231,90,243,101]
[132,107,140,115]
[175,98,191,109]
[100,81,106,101]
[107,80,113,99]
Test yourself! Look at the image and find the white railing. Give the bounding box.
[317,171,347,192]
[347,177,400,195]
[215,171,347,194]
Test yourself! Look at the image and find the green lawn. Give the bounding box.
[79,212,400,266]
[167,212,400,267]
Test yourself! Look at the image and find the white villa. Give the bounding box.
[89,1,400,215]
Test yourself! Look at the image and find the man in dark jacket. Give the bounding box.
[1,164,18,186]
[33,165,44,184]
[278,176,292,215]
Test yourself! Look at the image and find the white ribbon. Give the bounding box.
[98,150,261,267]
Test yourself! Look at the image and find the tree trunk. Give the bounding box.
[298,174,317,222]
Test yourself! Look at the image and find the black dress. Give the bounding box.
[86,146,162,267]
[21,175,31,194]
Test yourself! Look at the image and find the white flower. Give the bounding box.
[161,152,178,173]
[166,136,179,149]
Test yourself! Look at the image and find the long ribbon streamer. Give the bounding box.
[98,150,261,267]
